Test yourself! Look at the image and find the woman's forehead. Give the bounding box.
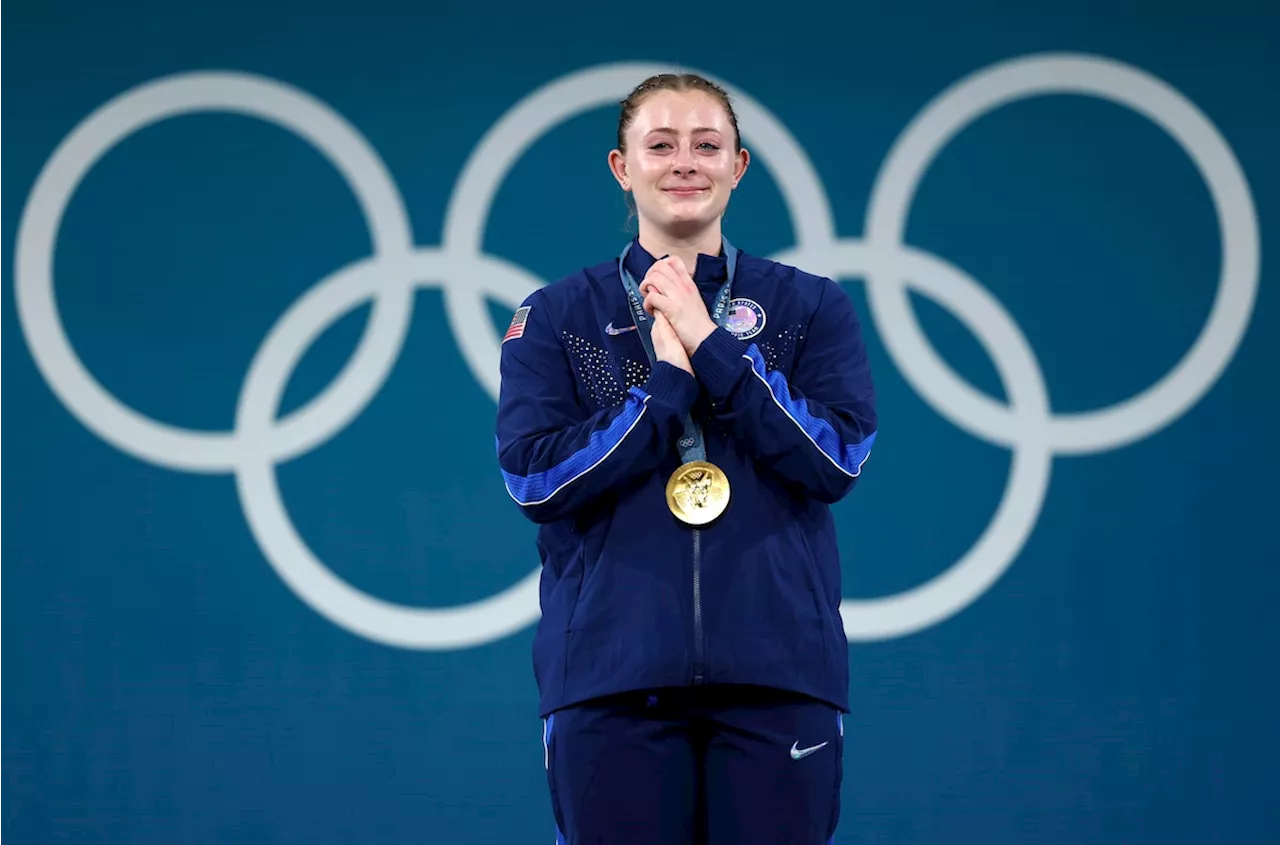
[630,90,730,131]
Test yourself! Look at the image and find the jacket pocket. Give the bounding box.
[563,514,615,632]
[562,543,589,632]
[793,521,826,621]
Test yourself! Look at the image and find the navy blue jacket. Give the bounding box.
[495,239,877,717]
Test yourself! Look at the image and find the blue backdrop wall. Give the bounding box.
[5,1,1278,842]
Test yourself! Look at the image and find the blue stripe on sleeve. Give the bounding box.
[743,346,875,478]
[501,387,650,506]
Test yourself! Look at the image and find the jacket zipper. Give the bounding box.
[692,528,705,684]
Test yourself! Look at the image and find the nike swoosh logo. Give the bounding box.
[790,740,828,760]
[605,321,637,335]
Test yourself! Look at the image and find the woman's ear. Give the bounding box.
[608,149,630,191]
[732,147,751,189]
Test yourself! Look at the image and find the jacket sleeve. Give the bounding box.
[689,277,877,504]
[495,291,700,524]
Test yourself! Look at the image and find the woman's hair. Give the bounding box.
[616,72,742,154]
[614,72,742,231]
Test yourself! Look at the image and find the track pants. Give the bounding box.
[542,685,844,845]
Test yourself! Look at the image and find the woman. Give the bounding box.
[495,72,878,845]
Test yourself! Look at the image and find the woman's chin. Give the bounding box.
[648,206,720,235]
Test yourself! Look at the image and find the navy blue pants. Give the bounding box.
[542,685,843,845]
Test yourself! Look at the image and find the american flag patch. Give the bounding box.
[503,306,531,343]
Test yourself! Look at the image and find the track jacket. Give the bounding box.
[495,238,877,717]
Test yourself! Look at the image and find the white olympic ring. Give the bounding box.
[13,52,1259,648]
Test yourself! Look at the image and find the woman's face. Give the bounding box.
[610,89,749,239]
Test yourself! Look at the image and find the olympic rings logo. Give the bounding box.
[13,53,1259,650]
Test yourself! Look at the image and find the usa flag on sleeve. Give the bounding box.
[504,306,531,343]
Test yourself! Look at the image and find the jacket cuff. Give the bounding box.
[641,361,699,413]
[690,327,749,400]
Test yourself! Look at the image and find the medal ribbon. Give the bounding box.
[618,238,739,468]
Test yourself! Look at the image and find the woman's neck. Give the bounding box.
[637,223,722,274]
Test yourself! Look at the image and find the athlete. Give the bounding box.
[495,71,878,844]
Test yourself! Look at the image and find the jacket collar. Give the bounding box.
[621,237,730,290]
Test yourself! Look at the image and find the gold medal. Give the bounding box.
[665,460,731,526]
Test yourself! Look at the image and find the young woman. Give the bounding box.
[496,72,878,845]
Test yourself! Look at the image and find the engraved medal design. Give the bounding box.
[666,460,731,525]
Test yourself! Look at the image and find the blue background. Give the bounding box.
[5,0,1278,842]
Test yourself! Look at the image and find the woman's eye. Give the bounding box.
[646,141,719,151]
